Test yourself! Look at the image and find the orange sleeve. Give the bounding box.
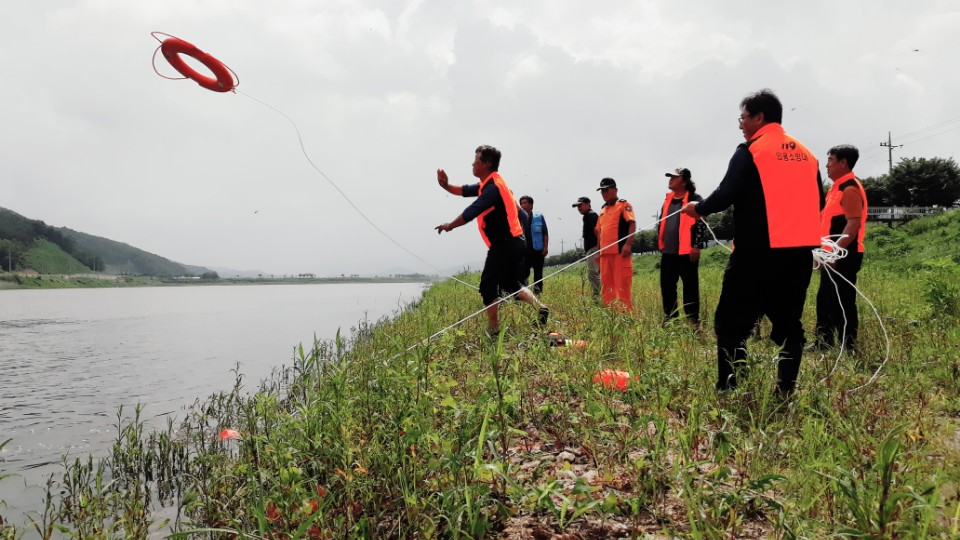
[621,201,636,223]
[840,188,863,219]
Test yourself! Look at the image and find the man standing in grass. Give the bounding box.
[682,89,825,394]
[813,145,867,351]
[435,145,549,336]
[572,196,601,298]
[595,178,636,311]
[519,195,549,295]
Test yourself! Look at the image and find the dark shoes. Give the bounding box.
[538,306,550,326]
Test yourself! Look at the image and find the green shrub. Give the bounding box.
[922,260,960,317]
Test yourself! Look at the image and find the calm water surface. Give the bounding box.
[0,282,424,522]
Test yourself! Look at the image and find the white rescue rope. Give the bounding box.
[390,209,687,357]
[701,222,892,393]
[237,90,480,291]
[363,209,891,395]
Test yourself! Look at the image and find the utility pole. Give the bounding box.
[880,131,902,173]
[559,238,565,253]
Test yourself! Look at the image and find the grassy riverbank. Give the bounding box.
[2,213,959,538]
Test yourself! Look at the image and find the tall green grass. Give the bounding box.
[1,212,959,538]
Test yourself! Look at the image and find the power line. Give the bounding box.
[899,122,960,147]
[857,114,960,168]
[897,114,960,140]
[859,119,960,176]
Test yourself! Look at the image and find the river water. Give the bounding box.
[0,282,425,526]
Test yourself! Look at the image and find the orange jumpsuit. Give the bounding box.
[595,199,636,310]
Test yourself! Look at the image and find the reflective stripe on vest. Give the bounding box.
[820,172,867,252]
[748,123,822,248]
[658,192,694,255]
[476,172,524,248]
[531,213,545,251]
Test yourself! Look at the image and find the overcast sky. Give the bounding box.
[2,1,958,276]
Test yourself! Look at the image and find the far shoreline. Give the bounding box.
[0,273,440,291]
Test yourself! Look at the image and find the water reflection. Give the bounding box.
[0,282,424,524]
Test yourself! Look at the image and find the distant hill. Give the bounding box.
[0,206,210,277]
[56,228,210,277]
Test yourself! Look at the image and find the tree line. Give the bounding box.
[860,156,960,208]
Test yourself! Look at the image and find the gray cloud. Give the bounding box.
[2,1,957,276]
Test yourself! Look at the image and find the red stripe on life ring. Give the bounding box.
[160,37,235,92]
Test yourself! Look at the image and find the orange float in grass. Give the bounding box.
[592,369,630,392]
[219,428,241,440]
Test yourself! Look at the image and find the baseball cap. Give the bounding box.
[664,168,691,181]
[571,196,590,207]
[596,178,617,191]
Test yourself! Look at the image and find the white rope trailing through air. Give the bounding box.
[236,89,479,291]
[388,208,690,358]
[291,195,887,395]
[302,210,684,411]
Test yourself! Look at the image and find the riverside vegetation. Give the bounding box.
[1,211,959,538]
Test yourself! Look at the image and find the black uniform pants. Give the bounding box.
[524,250,545,295]
[480,237,526,306]
[815,251,863,350]
[714,248,813,393]
[660,253,700,322]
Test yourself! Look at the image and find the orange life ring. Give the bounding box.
[160,37,235,92]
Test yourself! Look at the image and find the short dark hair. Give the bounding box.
[828,144,860,169]
[475,145,501,171]
[740,88,783,124]
[519,195,533,204]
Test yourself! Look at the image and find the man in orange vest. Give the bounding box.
[682,89,825,394]
[435,145,549,336]
[814,145,867,351]
[595,178,636,311]
[658,168,707,326]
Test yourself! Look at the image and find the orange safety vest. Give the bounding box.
[596,199,636,255]
[821,172,867,253]
[476,172,524,248]
[748,123,821,248]
[658,192,695,255]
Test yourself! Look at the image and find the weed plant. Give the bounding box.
[1,212,959,538]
